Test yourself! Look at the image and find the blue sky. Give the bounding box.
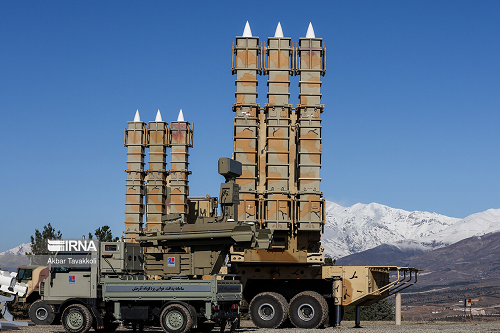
[1,1,499,251]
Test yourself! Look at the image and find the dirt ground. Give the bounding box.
[5,320,500,333]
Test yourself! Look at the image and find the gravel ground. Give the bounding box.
[6,320,500,333]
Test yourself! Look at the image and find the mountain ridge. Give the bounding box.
[323,201,462,258]
[323,201,500,259]
[0,243,31,256]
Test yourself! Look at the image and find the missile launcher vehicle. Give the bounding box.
[119,22,418,330]
[28,21,419,333]
[120,22,418,329]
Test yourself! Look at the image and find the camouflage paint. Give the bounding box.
[232,35,261,224]
[146,120,168,232]
[321,266,401,307]
[296,35,325,231]
[167,119,193,220]
[264,33,293,230]
[233,263,418,307]
[186,196,218,222]
[124,119,146,242]
[231,27,326,264]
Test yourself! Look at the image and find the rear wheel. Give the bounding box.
[288,291,328,329]
[249,292,288,329]
[62,304,93,333]
[29,300,56,325]
[160,304,193,333]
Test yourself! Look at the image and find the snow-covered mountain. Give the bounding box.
[419,208,500,246]
[323,201,500,259]
[0,243,31,255]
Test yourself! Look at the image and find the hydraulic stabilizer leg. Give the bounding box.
[333,277,342,326]
[354,305,362,328]
[335,305,342,326]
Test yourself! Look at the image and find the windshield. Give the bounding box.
[17,268,33,281]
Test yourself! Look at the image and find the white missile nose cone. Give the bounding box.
[155,109,162,122]
[305,22,315,38]
[242,21,252,37]
[134,110,141,122]
[274,22,284,38]
[177,109,184,122]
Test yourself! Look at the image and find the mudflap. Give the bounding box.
[89,305,104,330]
[230,314,240,331]
[216,312,239,333]
[188,304,198,330]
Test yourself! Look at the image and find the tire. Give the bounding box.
[160,304,193,333]
[29,300,56,325]
[288,291,328,329]
[62,304,93,333]
[249,292,288,329]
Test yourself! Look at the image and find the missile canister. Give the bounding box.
[124,110,146,242]
[167,109,193,220]
[232,22,261,225]
[146,110,168,233]
[296,23,326,232]
[264,22,293,231]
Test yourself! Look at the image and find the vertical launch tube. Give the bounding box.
[124,111,146,242]
[167,110,193,222]
[296,23,325,232]
[265,23,293,231]
[146,110,168,232]
[232,22,261,225]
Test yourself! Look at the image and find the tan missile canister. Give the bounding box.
[146,110,168,233]
[296,23,326,232]
[124,111,146,242]
[264,23,293,234]
[232,22,261,225]
[167,110,193,221]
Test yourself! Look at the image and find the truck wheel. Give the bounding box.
[160,304,193,333]
[288,291,328,329]
[29,300,56,325]
[249,292,288,329]
[62,304,93,333]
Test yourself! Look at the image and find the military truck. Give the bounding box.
[16,266,49,304]
[31,241,242,333]
[11,266,49,322]
[31,158,270,333]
